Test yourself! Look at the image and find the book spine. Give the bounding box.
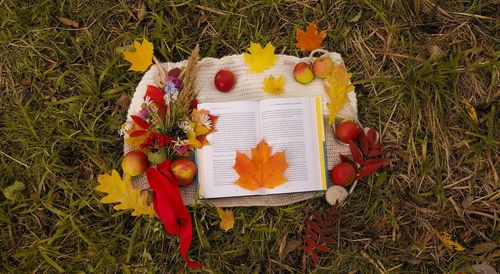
[314,96,328,189]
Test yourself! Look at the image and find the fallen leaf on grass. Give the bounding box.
[440,232,465,251]
[302,205,341,265]
[115,93,131,109]
[487,248,500,260]
[216,208,234,232]
[279,236,302,261]
[324,64,354,125]
[349,10,363,23]
[243,42,278,73]
[472,242,497,255]
[56,16,79,28]
[295,22,326,52]
[123,39,154,72]
[233,140,288,191]
[461,97,479,124]
[96,170,155,217]
[428,45,445,62]
[467,263,498,274]
[2,181,25,201]
[136,2,147,26]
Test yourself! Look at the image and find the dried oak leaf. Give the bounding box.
[233,140,288,191]
[123,39,154,72]
[296,22,326,52]
[216,207,235,232]
[96,170,155,217]
[324,64,354,125]
[57,16,79,28]
[243,42,278,73]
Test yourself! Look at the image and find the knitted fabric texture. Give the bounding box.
[124,52,357,207]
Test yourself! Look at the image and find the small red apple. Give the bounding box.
[293,62,314,84]
[171,158,197,186]
[331,162,356,187]
[335,119,362,143]
[122,150,149,176]
[214,69,236,92]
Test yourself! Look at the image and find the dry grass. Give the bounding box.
[0,0,498,273]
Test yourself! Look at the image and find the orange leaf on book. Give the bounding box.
[295,22,327,52]
[233,140,288,191]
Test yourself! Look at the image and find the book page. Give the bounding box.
[259,97,325,194]
[196,101,266,198]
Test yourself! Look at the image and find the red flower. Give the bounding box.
[145,85,166,118]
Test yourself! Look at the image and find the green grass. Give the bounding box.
[1,0,498,272]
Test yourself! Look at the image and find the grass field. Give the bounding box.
[1,0,499,273]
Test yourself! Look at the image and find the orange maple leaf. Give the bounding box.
[295,22,327,52]
[233,140,288,191]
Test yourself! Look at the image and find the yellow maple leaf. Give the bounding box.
[441,232,465,251]
[243,42,278,73]
[233,140,288,191]
[216,208,235,232]
[96,169,155,217]
[296,22,327,52]
[324,64,355,125]
[123,39,154,72]
[262,75,285,95]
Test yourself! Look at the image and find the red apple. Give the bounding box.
[214,69,236,92]
[335,119,362,143]
[293,62,314,84]
[331,162,356,187]
[171,158,197,186]
[122,150,149,176]
[312,56,334,79]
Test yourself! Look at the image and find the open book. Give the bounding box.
[196,96,328,199]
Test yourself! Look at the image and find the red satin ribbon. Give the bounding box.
[146,160,203,269]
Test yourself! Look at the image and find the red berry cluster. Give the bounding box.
[140,133,173,149]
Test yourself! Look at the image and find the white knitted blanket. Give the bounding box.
[125,51,357,207]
